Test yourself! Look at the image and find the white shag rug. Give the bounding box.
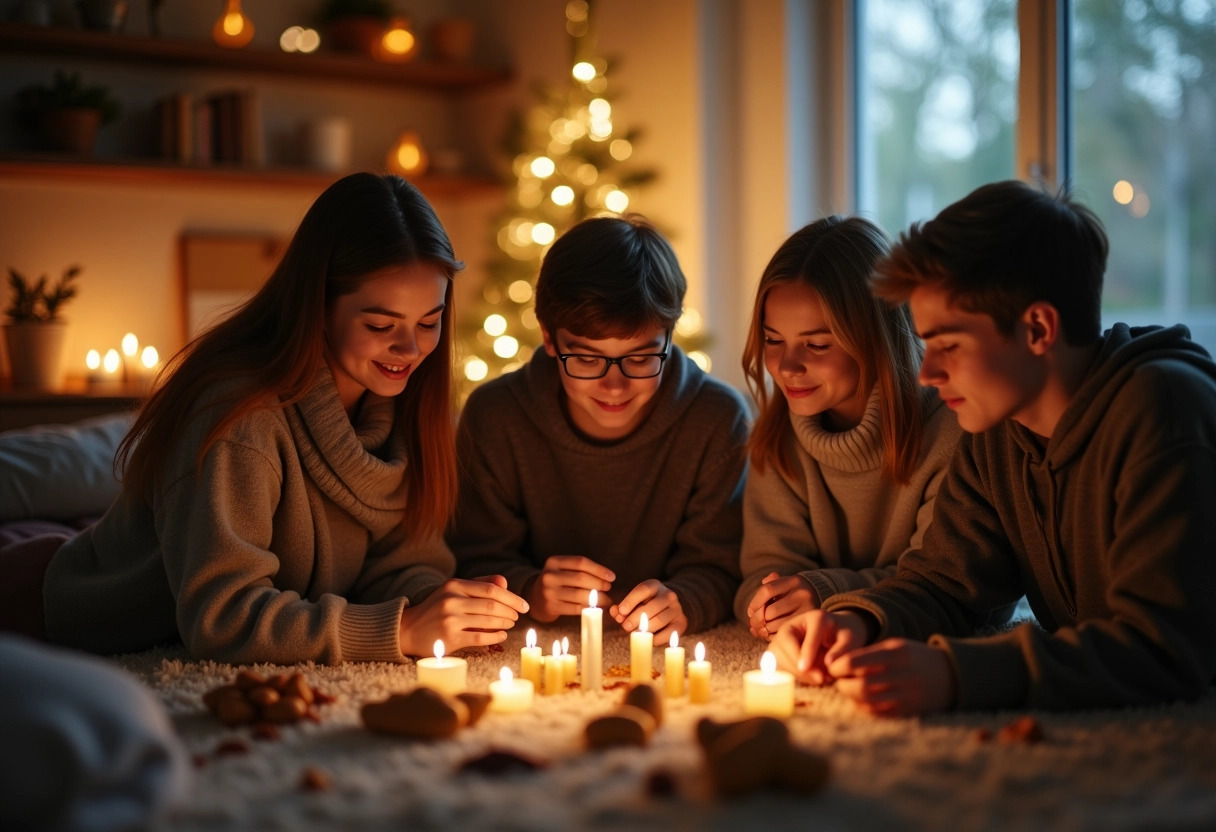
[115,620,1216,832]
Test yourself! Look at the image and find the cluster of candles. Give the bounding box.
[85,333,160,391]
[413,590,797,718]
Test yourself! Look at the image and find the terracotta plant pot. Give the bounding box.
[38,108,101,154]
[323,16,386,56]
[4,321,69,391]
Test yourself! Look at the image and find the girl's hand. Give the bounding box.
[769,609,868,685]
[610,579,688,642]
[828,638,956,716]
[746,571,819,639]
[398,576,529,656]
[525,556,615,622]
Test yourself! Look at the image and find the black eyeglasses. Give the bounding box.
[555,331,671,379]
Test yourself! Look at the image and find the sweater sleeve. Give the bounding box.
[349,526,453,608]
[156,438,405,666]
[662,407,749,634]
[734,456,820,623]
[447,399,541,596]
[821,433,1025,644]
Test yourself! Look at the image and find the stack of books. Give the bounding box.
[153,89,264,167]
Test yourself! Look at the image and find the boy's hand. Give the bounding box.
[746,571,819,639]
[769,609,868,684]
[827,638,956,716]
[610,580,688,642]
[525,556,615,622]
[398,576,529,656]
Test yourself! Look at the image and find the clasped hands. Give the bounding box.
[526,555,688,641]
[767,609,957,717]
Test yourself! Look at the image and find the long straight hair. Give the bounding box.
[742,216,924,483]
[118,173,463,540]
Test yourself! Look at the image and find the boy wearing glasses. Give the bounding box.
[448,215,749,639]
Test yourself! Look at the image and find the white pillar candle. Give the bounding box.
[743,650,794,718]
[630,612,654,684]
[581,589,603,691]
[543,640,563,696]
[520,628,543,689]
[489,666,534,713]
[688,642,711,704]
[664,631,685,698]
[559,636,577,687]
[415,639,467,696]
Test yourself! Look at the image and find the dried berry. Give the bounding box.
[997,715,1044,745]
[300,767,331,792]
[251,722,281,741]
[214,739,250,756]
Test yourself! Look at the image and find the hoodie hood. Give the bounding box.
[506,344,706,456]
[1019,323,1216,468]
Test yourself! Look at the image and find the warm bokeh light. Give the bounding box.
[140,346,159,369]
[297,28,320,53]
[550,184,575,206]
[521,308,540,329]
[464,356,488,382]
[531,222,556,245]
[1113,180,1134,205]
[688,350,712,372]
[572,61,596,82]
[212,0,254,49]
[493,335,520,358]
[483,314,507,336]
[377,18,417,62]
[576,163,598,185]
[279,25,302,52]
[1130,191,1150,218]
[507,280,534,303]
[103,349,120,374]
[387,131,428,176]
[609,139,632,160]
[530,156,556,178]
[604,189,629,213]
[566,0,589,22]
[121,332,138,357]
[85,349,100,370]
[588,98,611,119]
[676,307,703,336]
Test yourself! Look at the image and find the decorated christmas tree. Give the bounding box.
[456,0,708,394]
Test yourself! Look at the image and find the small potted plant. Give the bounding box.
[315,0,394,56]
[4,265,80,391]
[16,70,121,154]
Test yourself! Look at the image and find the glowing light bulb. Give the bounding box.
[604,189,629,213]
[572,61,597,82]
[464,357,488,382]
[212,0,254,48]
[531,222,556,245]
[530,156,556,178]
[121,332,138,357]
[483,314,507,337]
[551,185,575,206]
[387,130,428,176]
[85,349,100,370]
[377,18,417,62]
[507,280,534,303]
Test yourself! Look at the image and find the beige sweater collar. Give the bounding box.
[791,385,883,473]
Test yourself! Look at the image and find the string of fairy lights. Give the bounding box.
[457,0,710,392]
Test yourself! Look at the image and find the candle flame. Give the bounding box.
[552,640,561,658]
[526,628,536,649]
[500,666,513,683]
[761,650,777,675]
[433,640,444,661]
[140,345,159,369]
[562,636,570,655]
[103,349,120,374]
[85,349,100,370]
[695,642,705,662]
[670,631,679,649]
[639,612,648,633]
[588,589,597,608]
[122,332,138,357]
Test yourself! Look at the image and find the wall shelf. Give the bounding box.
[0,154,503,199]
[0,23,511,91]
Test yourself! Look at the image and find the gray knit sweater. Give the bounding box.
[448,346,749,633]
[735,387,961,623]
[43,367,453,664]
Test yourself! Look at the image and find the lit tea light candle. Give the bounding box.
[630,612,654,684]
[85,349,102,384]
[415,640,467,696]
[743,650,794,718]
[489,666,533,713]
[689,642,711,704]
[664,631,685,698]
[520,628,543,689]
[121,332,138,384]
[581,589,603,690]
[543,639,563,696]
[559,636,577,687]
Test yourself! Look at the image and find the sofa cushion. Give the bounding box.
[0,412,135,522]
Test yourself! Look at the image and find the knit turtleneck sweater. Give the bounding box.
[734,386,961,623]
[448,346,750,634]
[43,366,453,665]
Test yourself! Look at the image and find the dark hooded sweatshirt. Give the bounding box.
[448,346,749,634]
[824,324,1216,710]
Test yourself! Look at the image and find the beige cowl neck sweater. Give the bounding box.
[43,366,453,664]
[735,387,961,623]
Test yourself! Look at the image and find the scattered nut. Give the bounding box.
[234,670,266,691]
[246,686,280,708]
[202,673,332,729]
[214,738,250,756]
[622,683,663,727]
[262,695,309,723]
[585,704,657,749]
[696,717,829,798]
[300,767,331,792]
[361,687,470,739]
[456,692,492,726]
[215,695,257,726]
[997,715,1044,745]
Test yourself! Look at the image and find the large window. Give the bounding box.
[856,0,1216,352]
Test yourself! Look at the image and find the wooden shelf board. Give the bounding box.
[0,154,504,198]
[0,23,511,91]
